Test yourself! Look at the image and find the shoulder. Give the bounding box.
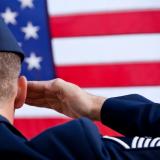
[30,117,106,159]
[31,117,100,141]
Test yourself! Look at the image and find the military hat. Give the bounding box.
[0,17,24,62]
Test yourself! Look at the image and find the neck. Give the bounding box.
[0,102,14,124]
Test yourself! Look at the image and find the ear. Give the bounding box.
[14,76,27,109]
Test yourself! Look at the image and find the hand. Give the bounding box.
[26,78,106,121]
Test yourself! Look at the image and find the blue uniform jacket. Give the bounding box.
[0,94,160,159]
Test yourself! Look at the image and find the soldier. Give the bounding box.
[0,17,160,159]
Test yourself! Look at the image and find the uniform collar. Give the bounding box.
[0,115,10,124]
[0,114,27,139]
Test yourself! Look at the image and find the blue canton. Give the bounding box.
[0,0,55,80]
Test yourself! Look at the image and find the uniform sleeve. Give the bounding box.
[102,139,160,160]
[100,94,160,136]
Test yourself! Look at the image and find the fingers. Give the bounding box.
[27,79,64,94]
[26,78,65,108]
[26,92,42,99]
[25,97,60,108]
[27,81,47,99]
[25,97,46,107]
[27,81,46,92]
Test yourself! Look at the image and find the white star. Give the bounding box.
[1,8,18,25]
[18,0,34,9]
[21,22,40,40]
[25,53,42,70]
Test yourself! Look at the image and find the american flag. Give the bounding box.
[0,0,160,138]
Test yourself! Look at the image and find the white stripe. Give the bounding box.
[131,136,139,148]
[150,138,160,147]
[137,137,145,148]
[103,135,130,149]
[156,140,160,147]
[85,86,160,103]
[15,105,68,118]
[53,34,160,65]
[15,86,160,117]
[48,0,160,15]
[144,138,152,148]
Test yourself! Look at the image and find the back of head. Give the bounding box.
[0,17,24,102]
[0,52,21,101]
[0,18,26,123]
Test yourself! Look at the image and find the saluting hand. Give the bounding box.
[25,78,106,121]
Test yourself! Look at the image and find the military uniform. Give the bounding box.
[0,16,160,160]
[0,94,160,159]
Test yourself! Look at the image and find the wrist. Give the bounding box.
[89,95,106,121]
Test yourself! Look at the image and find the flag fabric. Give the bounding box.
[1,0,160,138]
[0,0,55,80]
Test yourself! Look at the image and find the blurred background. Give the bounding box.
[0,0,160,138]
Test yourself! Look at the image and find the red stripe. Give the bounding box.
[56,62,160,87]
[50,10,160,37]
[14,118,122,139]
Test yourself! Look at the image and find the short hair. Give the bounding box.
[0,52,21,101]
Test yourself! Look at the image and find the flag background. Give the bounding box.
[1,0,160,138]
